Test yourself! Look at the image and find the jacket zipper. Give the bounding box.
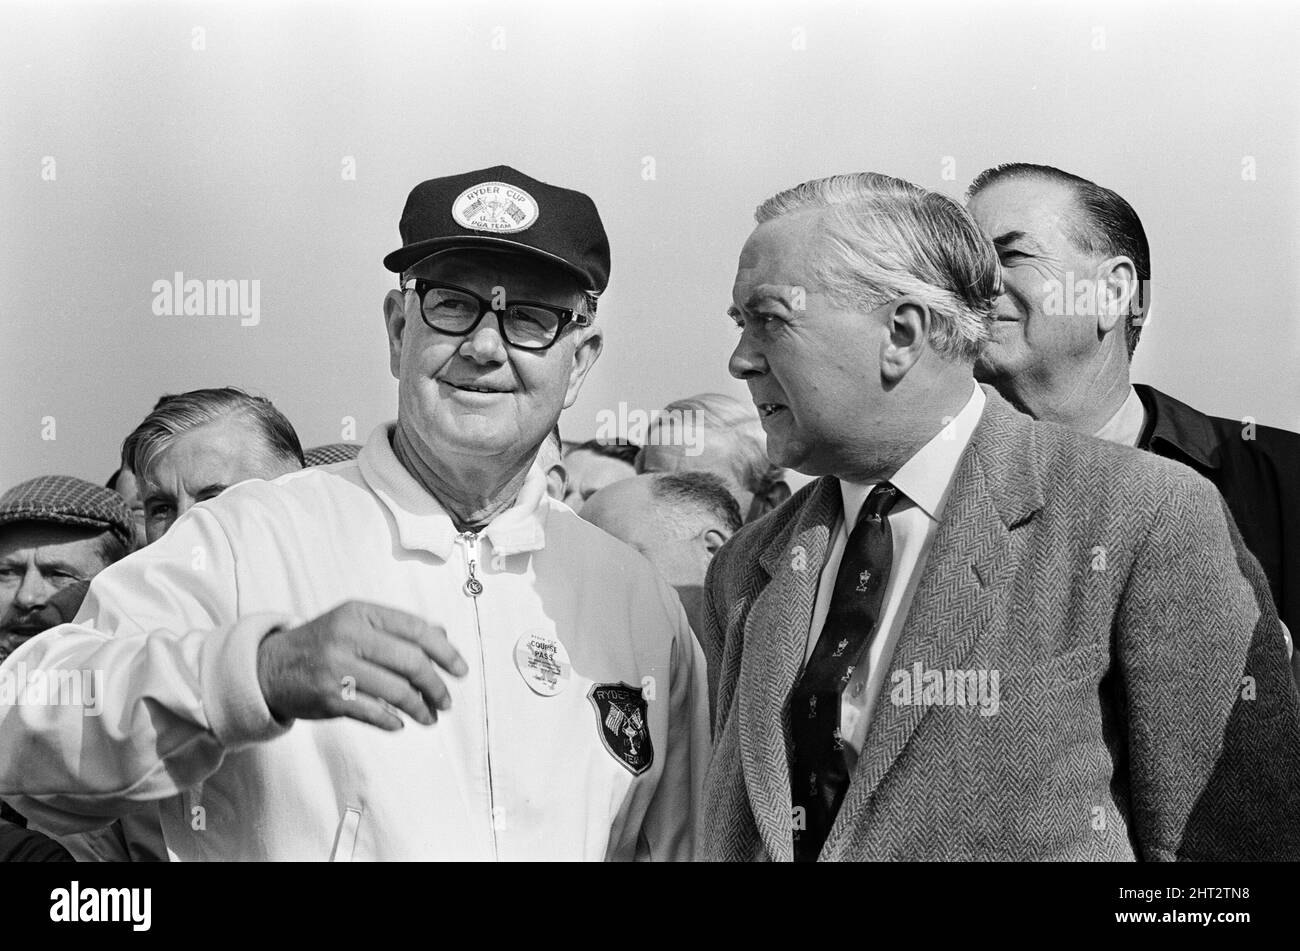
[457,530,498,860]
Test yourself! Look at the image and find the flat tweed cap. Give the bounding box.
[0,475,135,550]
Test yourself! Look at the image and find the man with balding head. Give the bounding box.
[636,393,789,523]
[582,471,742,634]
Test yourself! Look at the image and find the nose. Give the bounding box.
[13,564,55,610]
[459,312,509,364]
[728,332,767,381]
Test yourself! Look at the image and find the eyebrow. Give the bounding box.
[729,287,794,316]
[992,230,1041,253]
[31,559,86,574]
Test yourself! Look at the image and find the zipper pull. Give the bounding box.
[458,531,483,597]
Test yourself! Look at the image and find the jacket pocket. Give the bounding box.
[1019,641,1105,695]
[329,806,362,862]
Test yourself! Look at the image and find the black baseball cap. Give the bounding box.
[383,165,611,295]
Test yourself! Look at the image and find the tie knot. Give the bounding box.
[862,483,900,523]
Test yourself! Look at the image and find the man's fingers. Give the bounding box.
[334,691,406,732]
[358,603,468,676]
[346,661,438,726]
[356,637,453,713]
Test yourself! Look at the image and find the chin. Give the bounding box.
[765,434,811,474]
[974,350,1014,383]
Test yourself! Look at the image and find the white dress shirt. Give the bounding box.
[804,384,986,768]
[1093,386,1147,447]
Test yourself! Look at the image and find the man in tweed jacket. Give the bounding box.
[700,171,1300,861]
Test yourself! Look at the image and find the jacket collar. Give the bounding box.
[357,422,549,562]
[755,386,1041,572]
[1134,383,1220,470]
[744,386,1044,860]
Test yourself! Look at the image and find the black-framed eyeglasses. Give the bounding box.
[403,279,591,351]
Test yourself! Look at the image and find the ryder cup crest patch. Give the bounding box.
[452,182,539,233]
[588,682,654,776]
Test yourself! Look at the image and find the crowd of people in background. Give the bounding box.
[2,160,1297,862]
[0,369,782,859]
[1,384,779,674]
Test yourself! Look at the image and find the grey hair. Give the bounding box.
[651,393,781,498]
[122,387,305,483]
[649,472,744,537]
[755,172,1000,361]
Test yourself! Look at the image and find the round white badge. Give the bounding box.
[452,182,540,234]
[514,632,571,697]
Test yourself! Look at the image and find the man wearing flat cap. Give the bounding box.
[0,474,134,862]
[0,166,708,861]
[0,475,134,664]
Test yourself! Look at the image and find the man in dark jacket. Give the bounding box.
[967,162,1300,654]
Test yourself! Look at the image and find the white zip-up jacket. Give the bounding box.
[0,424,709,860]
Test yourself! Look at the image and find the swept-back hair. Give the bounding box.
[756,172,1000,362]
[968,162,1151,355]
[122,387,305,481]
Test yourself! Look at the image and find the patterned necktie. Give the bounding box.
[790,482,900,862]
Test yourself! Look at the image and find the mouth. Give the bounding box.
[756,402,788,420]
[441,380,513,395]
[2,624,47,639]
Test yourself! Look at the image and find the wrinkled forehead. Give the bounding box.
[406,249,583,302]
[733,214,821,302]
[144,418,279,491]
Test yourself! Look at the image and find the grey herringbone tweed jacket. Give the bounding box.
[698,386,1300,861]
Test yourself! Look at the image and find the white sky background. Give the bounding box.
[2,0,1297,485]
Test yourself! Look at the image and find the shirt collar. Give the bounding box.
[839,382,986,527]
[1133,384,1221,470]
[358,422,549,561]
[1092,386,1148,448]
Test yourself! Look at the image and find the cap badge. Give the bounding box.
[452,181,539,234]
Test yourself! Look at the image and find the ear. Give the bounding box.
[880,297,930,384]
[383,289,409,380]
[703,527,730,556]
[563,325,604,409]
[1096,256,1137,337]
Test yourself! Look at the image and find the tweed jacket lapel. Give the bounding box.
[737,476,841,861]
[821,387,1045,859]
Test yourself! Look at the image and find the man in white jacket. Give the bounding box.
[0,165,709,861]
